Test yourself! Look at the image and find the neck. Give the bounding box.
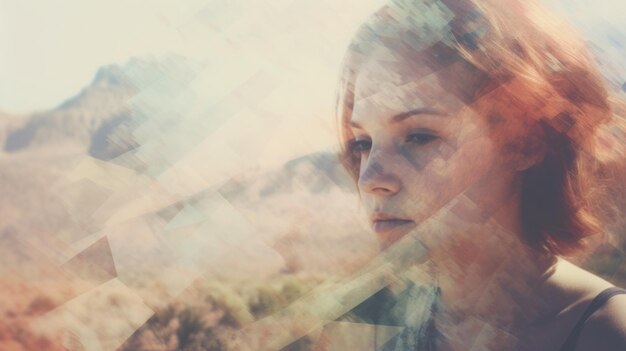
[427,189,557,341]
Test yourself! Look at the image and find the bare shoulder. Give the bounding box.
[546,258,614,300]
[576,292,626,351]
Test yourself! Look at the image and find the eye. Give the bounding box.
[406,132,438,145]
[348,138,372,155]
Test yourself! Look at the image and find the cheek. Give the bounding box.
[398,146,435,171]
[403,134,499,210]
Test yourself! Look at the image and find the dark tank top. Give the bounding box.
[558,287,626,351]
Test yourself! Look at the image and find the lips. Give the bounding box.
[372,219,415,233]
[370,213,415,235]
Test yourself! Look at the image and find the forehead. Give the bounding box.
[354,48,463,114]
[353,73,462,121]
[351,46,480,119]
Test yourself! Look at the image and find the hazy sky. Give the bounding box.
[0,0,624,114]
[0,0,208,113]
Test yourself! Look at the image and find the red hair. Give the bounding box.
[337,0,616,256]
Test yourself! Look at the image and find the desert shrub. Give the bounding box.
[281,336,313,351]
[118,328,168,351]
[177,308,206,349]
[219,309,246,328]
[120,305,228,351]
[207,288,253,328]
[152,305,177,328]
[249,277,316,319]
[249,286,284,319]
[179,327,227,351]
[119,275,324,351]
[281,278,308,304]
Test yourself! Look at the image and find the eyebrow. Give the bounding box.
[348,107,448,129]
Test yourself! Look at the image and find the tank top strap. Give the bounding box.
[558,287,626,351]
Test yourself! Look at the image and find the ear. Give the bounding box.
[514,126,547,172]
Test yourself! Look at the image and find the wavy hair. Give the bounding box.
[336,0,616,256]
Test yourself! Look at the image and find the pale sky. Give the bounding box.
[0,0,208,114]
[0,0,624,114]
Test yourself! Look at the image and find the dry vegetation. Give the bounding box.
[117,276,322,351]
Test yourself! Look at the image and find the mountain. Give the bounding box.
[2,62,139,155]
[3,65,136,153]
[0,111,24,147]
[215,151,356,202]
[0,55,372,279]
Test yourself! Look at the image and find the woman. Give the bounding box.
[332,0,626,349]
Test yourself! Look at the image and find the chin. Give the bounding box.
[377,231,410,250]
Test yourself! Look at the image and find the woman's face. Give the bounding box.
[348,47,519,248]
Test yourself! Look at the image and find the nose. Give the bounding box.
[358,150,401,196]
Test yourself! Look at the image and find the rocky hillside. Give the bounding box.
[3,64,137,154]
